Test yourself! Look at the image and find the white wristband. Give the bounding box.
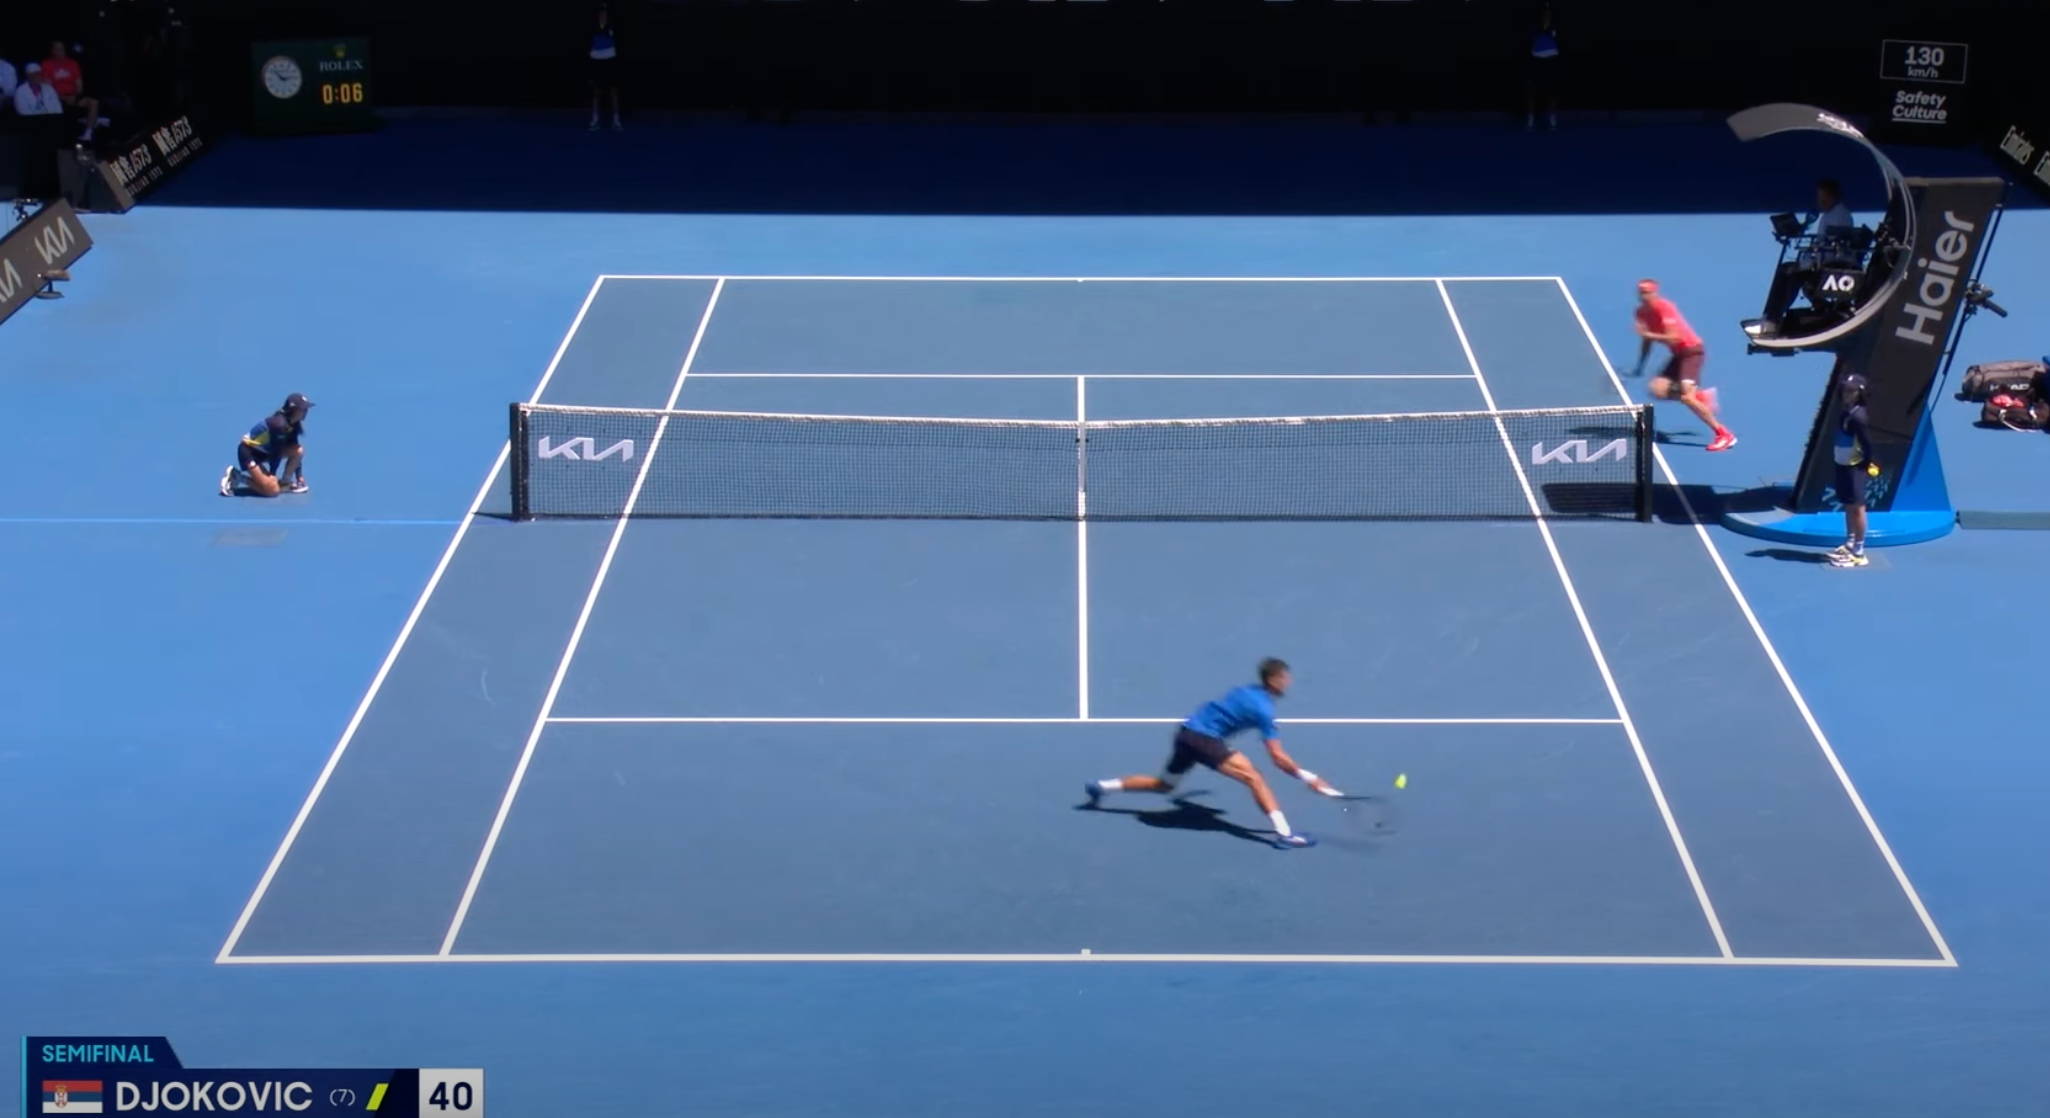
[1296,769,1320,785]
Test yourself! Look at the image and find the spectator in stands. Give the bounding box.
[1,57,18,111]
[1525,4,1560,131]
[41,41,105,143]
[589,4,623,132]
[14,64,63,120]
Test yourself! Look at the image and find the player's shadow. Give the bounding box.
[1075,790,1275,847]
[1653,430,1708,448]
[1746,547,1832,564]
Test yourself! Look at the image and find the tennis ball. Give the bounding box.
[1394,774,1407,789]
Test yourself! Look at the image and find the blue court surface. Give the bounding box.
[5,121,2050,1118]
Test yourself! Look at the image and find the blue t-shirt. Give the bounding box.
[1184,684,1280,742]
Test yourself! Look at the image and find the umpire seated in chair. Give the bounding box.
[1756,178,1875,339]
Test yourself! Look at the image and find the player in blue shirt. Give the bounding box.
[1084,658,1341,849]
[221,393,314,497]
[1828,372,1880,568]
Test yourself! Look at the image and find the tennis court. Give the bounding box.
[215,275,1945,966]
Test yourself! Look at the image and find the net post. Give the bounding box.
[1634,404,1654,522]
[509,402,531,522]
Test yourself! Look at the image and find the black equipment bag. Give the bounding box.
[1958,360,2047,402]
[1979,393,2050,431]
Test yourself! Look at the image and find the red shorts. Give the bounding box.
[1660,347,1706,385]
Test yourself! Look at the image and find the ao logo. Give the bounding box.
[1530,439,1627,465]
[1821,272,1859,293]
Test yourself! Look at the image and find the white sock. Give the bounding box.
[1097,779,1123,793]
[1268,810,1292,837]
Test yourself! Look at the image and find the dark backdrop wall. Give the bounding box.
[17,0,2044,125]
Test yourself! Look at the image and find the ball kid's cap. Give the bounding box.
[1637,280,1659,295]
[283,393,315,412]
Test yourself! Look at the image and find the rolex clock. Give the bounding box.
[250,39,377,135]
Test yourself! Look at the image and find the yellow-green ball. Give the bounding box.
[1394,774,1407,789]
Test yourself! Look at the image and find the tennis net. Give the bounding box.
[508,402,1654,522]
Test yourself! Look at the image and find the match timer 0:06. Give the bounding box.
[250,39,377,135]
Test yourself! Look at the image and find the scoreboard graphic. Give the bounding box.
[26,1038,480,1117]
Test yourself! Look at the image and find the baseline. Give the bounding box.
[686,373,1475,380]
[544,716,1625,726]
[215,951,1953,967]
[600,274,1567,284]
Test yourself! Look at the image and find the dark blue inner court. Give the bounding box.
[214,277,1943,968]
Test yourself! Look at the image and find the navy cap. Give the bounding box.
[283,393,314,413]
[1838,373,1868,401]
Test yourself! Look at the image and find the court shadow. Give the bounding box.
[1647,483,1776,526]
[1075,790,1276,848]
[1746,547,1832,564]
[1654,431,1707,448]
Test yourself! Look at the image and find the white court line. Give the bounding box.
[1435,280,1733,959]
[543,716,1625,726]
[1553,278,1958,966]
[216,951,1953,968]
[216,275,613,964]
[687,372,1476,380]
[600,274,1568,284]
[1075,375,1090,721]
[437,279,729,958]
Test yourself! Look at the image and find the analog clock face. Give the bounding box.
[263,56,304,99]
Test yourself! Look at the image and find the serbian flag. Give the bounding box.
[43,1081,104,1114]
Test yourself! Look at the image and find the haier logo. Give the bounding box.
[537,436,634,461]
[1894,210,1977,346]
[1531,439,1627,465]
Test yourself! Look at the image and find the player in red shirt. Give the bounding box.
[1633,280,1735,452]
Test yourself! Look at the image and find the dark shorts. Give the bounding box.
[1166,727,1235,776]
[590,56,620,87]
[1660,347,1706,386]
[236,442,292,474]
[1834,462,1869,507]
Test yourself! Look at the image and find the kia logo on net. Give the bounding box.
[1530,438,1628,465]
[536,436,635,462]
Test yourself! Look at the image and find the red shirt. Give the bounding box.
[1635,297,1703,354]
[41,57,82,100]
